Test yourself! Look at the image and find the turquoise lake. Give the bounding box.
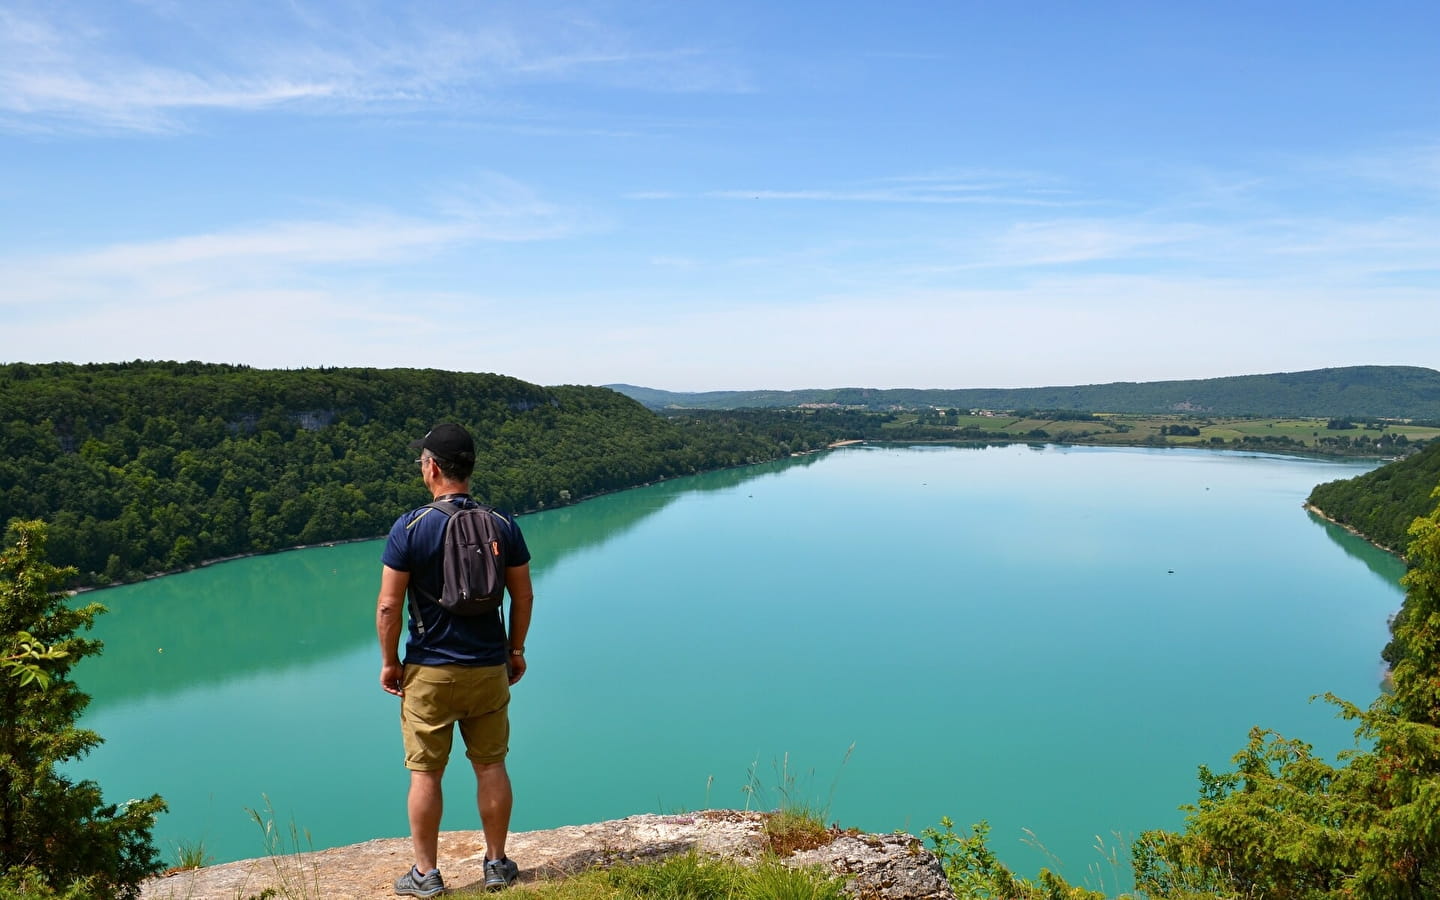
[71,444,1405,885]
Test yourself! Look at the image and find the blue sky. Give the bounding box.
[1,1,1436,391]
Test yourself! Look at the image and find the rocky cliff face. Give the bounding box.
[142,811,954,900]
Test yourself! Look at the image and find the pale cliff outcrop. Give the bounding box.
[141,811,954,900]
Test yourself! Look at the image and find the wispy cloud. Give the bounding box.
[0,218,458,318]
[0,6,336,132]
[704,188,1068,206]
[983,219,1212,266]
[0,1,745,134]
[627,145,1440,292]
[861,50,948,61]
[1256,216,1440,278]
[1319,143,1440,196]
[70,218,468,271]
[0,174,577,308]
[629,172,1074,206]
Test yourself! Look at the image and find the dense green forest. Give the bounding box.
[1308,440,1440,553]
[610,365,1440,418]
[8,360,1436,588]
[0,362,835,588]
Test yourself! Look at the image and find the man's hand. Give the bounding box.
[380,662,405,696]
[504,564,533,688]
[377,565,410,697]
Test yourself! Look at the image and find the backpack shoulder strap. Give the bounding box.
[408,501,456,636]
[423,500,457,517]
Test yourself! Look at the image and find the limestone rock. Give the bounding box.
[791,831,952,900]
[141,811,954,900]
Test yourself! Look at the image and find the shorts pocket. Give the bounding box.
[403,666,458,725]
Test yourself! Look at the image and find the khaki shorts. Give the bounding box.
[400,663,510,771]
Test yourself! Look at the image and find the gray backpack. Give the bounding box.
[418,500,507,616]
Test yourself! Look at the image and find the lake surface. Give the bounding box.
[71,444,1404,885]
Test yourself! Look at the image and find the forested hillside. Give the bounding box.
[611,365,1440,417]
[0,362,826,587]
[1308,440,1440,553]
[10,360,1436,586]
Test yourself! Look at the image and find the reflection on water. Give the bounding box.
[522,453,822,578]
[1306,510,1408,587]
[76,541,381,709]
[77,453,823,710]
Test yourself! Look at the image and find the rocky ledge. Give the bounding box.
[142,811,954,900]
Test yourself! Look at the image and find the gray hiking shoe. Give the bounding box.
[483,857,519,891]
[395,865,446,897]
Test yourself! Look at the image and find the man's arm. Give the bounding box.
[376,565,409,696]
[504,563,534,685]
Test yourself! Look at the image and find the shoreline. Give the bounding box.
[1303,502,1403,558]
[68,533,386,596]
[70,449,843,595]
[72,438,1398,594]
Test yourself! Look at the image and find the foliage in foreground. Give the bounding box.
[0,521,166,899]
[923,818,1111,899]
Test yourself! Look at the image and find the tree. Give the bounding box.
[0,521,166,898]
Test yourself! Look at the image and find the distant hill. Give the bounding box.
[609,366,1440,418]
[1308,441,1440,554]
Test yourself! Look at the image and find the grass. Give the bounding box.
[486,747,855,896]
[233,796,322,900]
[445,851,848,900]
[739,747,853,856]
[1082,832,1134,899]
[172,837,212,871]
[761,809,833,857]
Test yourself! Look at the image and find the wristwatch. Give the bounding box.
[509,647,525,656]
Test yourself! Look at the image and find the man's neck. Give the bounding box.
[429,480,469,500]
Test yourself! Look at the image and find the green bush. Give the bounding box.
[0,521,166,899]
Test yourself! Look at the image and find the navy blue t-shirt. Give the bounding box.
[382,494,531,667]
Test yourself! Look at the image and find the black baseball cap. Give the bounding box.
[409,423,475,463]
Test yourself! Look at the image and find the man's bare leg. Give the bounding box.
[474,760,513,860]
[408,769,445,872]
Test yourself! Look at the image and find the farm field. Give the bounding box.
[883,412,1440,457]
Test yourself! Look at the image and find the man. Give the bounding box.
[376,423,534,897]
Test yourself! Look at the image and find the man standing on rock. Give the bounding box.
[376,423,534,897]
